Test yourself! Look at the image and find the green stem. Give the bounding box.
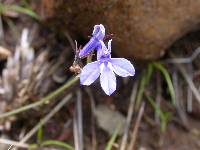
[0,76,79,119]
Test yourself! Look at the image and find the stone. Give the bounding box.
[94,105,126,136]
[40,0,200,59]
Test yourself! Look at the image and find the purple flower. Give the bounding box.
[79,24,105,58]
[80,40,135,95]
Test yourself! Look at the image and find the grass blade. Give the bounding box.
[135,64,153,110]
[145,94,171,133]
[0,3,40,20]
[153,62,176,106]
[105,125,121,150]
[36,123,43,145]
[0,76,79,118]
[41,140,75,150]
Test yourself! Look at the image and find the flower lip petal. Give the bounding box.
[110,58,135,77]
[80,61,100,85]
[100,63,116,96]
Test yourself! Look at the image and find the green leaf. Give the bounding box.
[28,144,38,150]
[41,140,75,150]
[146,95,171,133]
[36,123,43,145]
[105,124,121,150]
[0,3,40,20]
[135,64,153,110]
[153,62,176,106]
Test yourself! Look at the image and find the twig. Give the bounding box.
[164,47,200,64]
[85,88,97,150]
[74,90,83,150]
[19,94,72,144]
[128,102,145,150]
[120,81,138,150]
[0,76,79,119]
[64,31,75,51]
[0,138,28,149]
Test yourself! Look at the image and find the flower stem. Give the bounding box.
[0,76,79,119]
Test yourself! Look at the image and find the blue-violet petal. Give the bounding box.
[80,61,100,85]
[100,63,116,95]
[110,58,135,77]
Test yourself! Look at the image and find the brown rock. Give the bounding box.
[40,0,200,59]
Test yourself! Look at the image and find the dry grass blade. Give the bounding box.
[172,70,188,127]
[0,138,29,149]
[8,145,13,150]
[128,102,145,150]
[120,80,138,150]
[73,116,79,150]
[0,76,78,119]
[165,47,200,64]
[187,85,193,112]
[74,90,83,150]
[77,90,83,150]
[0,26,78,127]
[85,88,97,150]
[0,14,4,39]
[176,63,200,104]
[0,28,35,102]
[15,94,72,147]
[187,65,194,112]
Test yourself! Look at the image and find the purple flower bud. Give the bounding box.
[79,24,105,58]
[92,24,105,40]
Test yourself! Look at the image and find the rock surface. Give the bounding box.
[94,105,126,135]
[40,0,200,59]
